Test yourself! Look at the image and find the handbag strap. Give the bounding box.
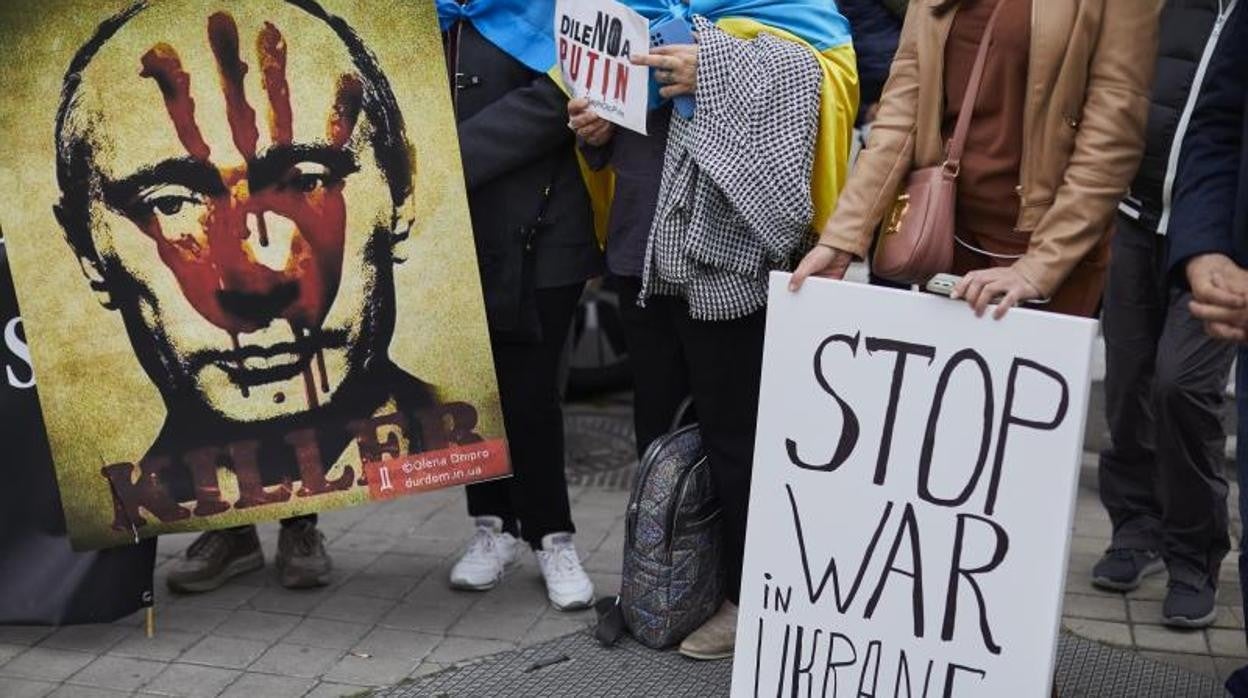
[944,0,1008,174]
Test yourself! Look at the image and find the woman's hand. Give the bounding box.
[631,44,698,99]
[951,267,1042,319]
[568,98,615,147]
[789,244,855,292]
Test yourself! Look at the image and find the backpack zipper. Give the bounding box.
[663,456,716,561]
[625,424,698,552]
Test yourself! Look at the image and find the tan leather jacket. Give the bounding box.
[821,0,1163,296]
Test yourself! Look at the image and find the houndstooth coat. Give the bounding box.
[641,17,823,321]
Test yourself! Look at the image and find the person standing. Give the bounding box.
[793,0,1163,320]
[839,0,903,126]
[838,0,906,290]
[439,0,602,611]
[573,0,859,659]
[1092,0,1240,629]
[576,108,680,459]
[1164,3,1248,690]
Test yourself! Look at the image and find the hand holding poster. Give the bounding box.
[556,0,651,134]
[0,0,509,550]
[732,275,1096,697]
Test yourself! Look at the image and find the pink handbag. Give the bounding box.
[872,1,1005,284]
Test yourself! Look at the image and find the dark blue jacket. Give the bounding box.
[1169,2,1248,273]
[839,0,902,113]
[1120,0,1237,235]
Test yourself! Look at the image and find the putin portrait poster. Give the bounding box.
[0,0,510,549]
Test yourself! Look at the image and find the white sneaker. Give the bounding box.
[536,532,595,611]
[449,516,521,591]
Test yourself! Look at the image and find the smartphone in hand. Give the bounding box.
[649,16,696,119]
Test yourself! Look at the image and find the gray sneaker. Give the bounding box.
[276,520,332,589]
[1091,549,1163,592]
[1163,581,1217,629]
[167,528,264,594]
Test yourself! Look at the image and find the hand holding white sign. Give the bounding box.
[568,98,616,147]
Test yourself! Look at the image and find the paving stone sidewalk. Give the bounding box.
[1062,452,1247,686]
[1,397,1245,697]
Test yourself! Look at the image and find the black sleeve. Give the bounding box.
[578,139,614,171]
[879,0,909,20]
[458,74,574,191]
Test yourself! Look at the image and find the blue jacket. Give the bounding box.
[1169,3,1248,274]
[1119,0,1238,235]
[838,0,901,112]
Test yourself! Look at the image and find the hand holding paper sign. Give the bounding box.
[556,0,651,135]
[568,98,616,147]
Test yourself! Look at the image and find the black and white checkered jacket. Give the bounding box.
[640,17,823,321]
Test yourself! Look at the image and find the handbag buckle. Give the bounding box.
[883,193,910,236]
[941,159,961,178]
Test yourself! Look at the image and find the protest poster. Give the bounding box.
[0,0,509,550]
[556,0,650,134]
[0,229,155,623]
[732,275,1097,697]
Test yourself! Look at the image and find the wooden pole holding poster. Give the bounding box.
[732,274,1096,697]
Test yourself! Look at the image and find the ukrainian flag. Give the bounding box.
[435,0,557,74]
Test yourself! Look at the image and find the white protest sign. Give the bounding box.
[555,0,650,135]
[732,275,1097,698]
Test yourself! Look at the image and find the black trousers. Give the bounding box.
[1099,214,1234,589]
[608,276,689,457]
[467,283,584,550]
[614,276,765,604]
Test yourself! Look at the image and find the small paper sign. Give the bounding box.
[556,0,651,135]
